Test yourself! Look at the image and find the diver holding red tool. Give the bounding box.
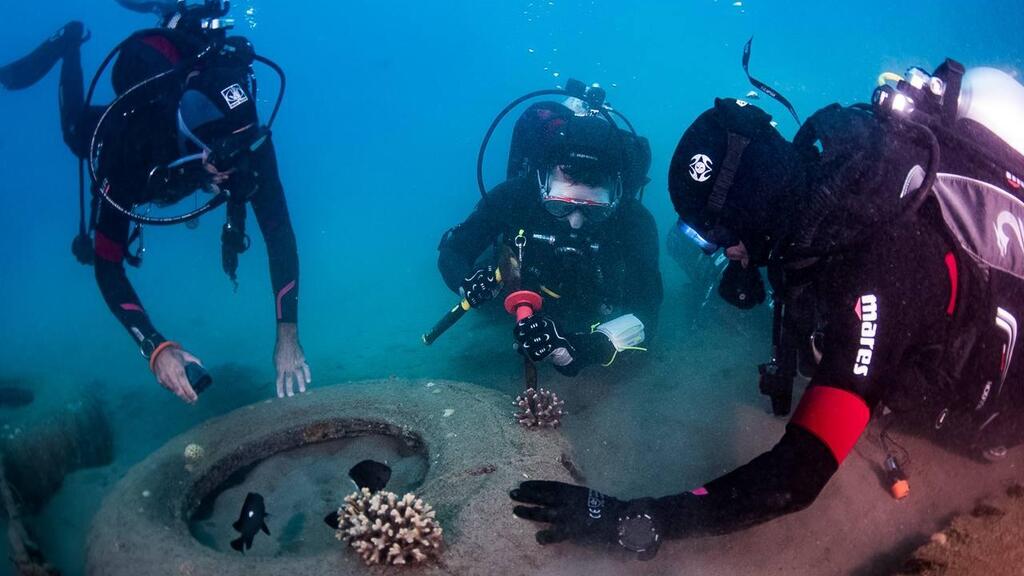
[426,79,662,378]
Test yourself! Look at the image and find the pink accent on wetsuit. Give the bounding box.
[94,232,124,263]
[276,280,296,321]
[690,487,709,496]
[140,35,181,65]
[120,303,143,312]
[944,252,959,317]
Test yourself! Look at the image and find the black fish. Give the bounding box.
[323,460,393,530]
[231,492,270,553]
[324,510,341,529]
[349,459,391,493]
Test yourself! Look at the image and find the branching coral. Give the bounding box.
[514,387,564,428]
[335,487,443,566]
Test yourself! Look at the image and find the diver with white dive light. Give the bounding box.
[511,58,1024,558]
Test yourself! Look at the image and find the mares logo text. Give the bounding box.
[853,295,879,377]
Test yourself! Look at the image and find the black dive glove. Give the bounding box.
[513,315,614,376]
[459,266,501,308]
[510,481,662,559]
[718,260,766,309]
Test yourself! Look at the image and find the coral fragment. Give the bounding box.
[335,487,443,566]
[514,387,565,428]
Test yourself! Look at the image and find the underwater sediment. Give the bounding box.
[86,378,578,576]
[894,483,1024,576]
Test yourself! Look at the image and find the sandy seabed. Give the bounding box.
[5,278,1024,575]
[895,483,1024,576]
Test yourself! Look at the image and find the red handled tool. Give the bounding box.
[504,290,543,322]
[505,291,543,388]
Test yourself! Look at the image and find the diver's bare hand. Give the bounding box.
[203,159,235,184]
[274,323,310,398]
[152,346,201,404]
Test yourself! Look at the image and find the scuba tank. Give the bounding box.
[956,67,1024,159]
[73,0,285,289]
[479,78,650,204]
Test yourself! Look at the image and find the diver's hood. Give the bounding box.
[115,0,178,15]
[669,99,804,265]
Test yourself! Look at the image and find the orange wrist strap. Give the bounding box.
[149,341,181,373]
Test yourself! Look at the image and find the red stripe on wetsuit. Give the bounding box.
[94,231,124,263]
[139,35,181,65]
[944,252,958,316]
[790,386,870,464]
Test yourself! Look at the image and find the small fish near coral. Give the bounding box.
[349,459,392,492]
[231,492,270,553]
[322,459,442,566]
[324,459,393,528]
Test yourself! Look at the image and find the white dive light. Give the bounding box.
[891,92,915,115]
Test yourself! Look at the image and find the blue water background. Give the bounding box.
[0,1,1021,573]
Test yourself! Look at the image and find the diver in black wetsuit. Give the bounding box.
[0,0,310,403]
[508,63,1024,557]
[438,99,662,377]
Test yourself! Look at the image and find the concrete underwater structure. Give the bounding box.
[86,379,580,575]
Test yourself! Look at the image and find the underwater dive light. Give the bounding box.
[884,454,909,500]
[185,362,213,394]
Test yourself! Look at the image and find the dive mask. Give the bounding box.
[675,219,739,255]
[542,196,614,223]
[540,166,618,223]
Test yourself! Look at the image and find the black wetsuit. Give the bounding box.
[650,202,1024,538]
[65,32,299,353]
[438,177,663,335]
[93,138,299,348]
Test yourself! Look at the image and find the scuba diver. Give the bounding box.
[509,61,1024,557]
[436,80,662,377]
[0,0,310,403]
